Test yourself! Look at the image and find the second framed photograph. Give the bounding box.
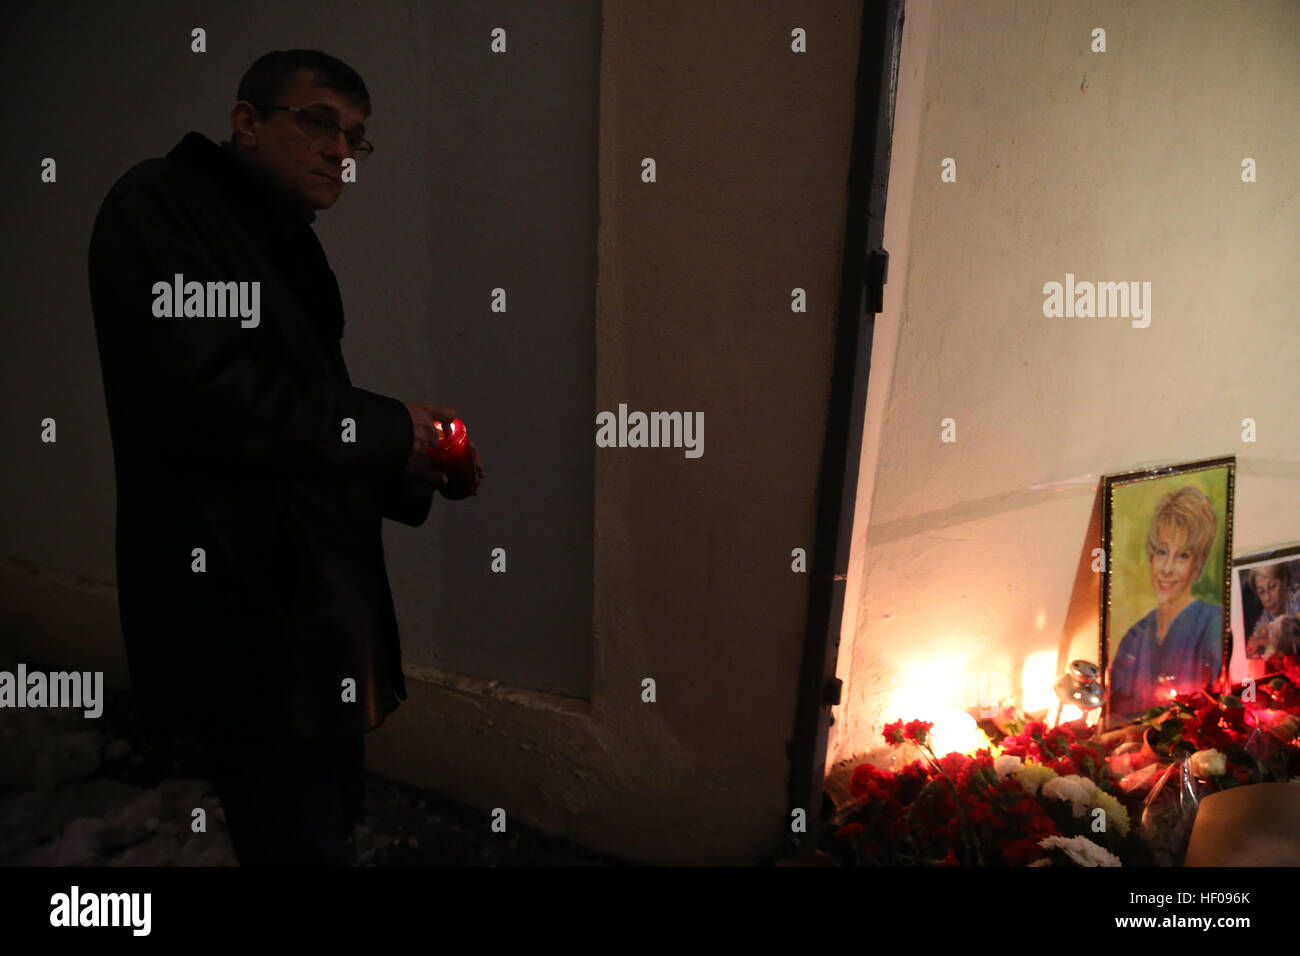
[1229,545,1300,684]
[1100,456,1235,729]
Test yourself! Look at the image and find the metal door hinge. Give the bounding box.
[864,248,889,314]
[822,677,843,706]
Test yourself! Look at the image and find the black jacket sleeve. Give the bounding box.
[380,471,435,526]
[89,179,411,480]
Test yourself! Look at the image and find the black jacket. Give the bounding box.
[88,131,429,739]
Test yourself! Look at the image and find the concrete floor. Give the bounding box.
[0,664,624,867]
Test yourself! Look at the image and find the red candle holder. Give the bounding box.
[425,418,478,499]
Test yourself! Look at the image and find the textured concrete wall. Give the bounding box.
[371,0,864,864]
[831,0,1300,776]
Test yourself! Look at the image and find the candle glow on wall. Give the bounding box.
[885,650,975,725]
[881,642,1001,754]
[870,632,1109,755]
[1020,650,1059,713]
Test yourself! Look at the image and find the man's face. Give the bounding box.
[231,68,367,214]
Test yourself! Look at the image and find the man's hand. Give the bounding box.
[466,438,486,494]
[405,402,457,453]
[402,402,486,497]
[402,402,458,494]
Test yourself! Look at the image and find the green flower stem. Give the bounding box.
[917,740,986,866]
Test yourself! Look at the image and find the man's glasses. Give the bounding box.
[253,103,374,160]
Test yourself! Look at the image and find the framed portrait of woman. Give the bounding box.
[1229,545,1300,685]
[1100,456,1235,729]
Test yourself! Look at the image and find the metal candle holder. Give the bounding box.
[1053,659,1106,728]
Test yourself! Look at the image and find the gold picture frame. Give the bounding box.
[1100,456,1235,729]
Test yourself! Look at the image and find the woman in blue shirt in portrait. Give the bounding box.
[1108,485,1224,723]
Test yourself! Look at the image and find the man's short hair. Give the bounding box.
[237,49,371,121]
[1144,484,1217,570]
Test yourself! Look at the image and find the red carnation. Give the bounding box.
[958,752,994,789]
[1000,836,1048,866]
[850,763,897,801]
[999,736,1045,762]
[1272,654,1300,686]
[897,761,929,804]
[903,719,934,747]
[967,800,1000,829]
[834,822,865,840]
[1058,721,1085,742]
[1000,776,1026,795]
[1044,726,1070,752]
[1069,743,1101,776]
[1221,700,1249,725]
[886,816,912,843]
[1008,797,1040,817]
[1252,685,1277,708]
[1271,680,1300,710]
[1023,813,1057,840]
[939,751,970,778]
[1190,706,1235,751]
[999,738,1026,758]
[882,720,905,746]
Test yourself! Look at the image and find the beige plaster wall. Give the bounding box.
[831,0,1300,775]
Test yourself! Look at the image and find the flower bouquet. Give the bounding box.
[827,655,1300,866]
[826,718,1147,866]
[1109,652,1300,863]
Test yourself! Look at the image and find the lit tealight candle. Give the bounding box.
[929,709,981,755]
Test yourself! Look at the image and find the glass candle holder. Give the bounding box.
[426,418,478,499]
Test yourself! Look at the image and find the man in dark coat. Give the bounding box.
[87,49,481,865]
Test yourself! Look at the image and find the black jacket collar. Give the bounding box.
[166,131,317,239]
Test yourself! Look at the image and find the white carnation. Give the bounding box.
[1037,835,1122,867]
[994,754,1024,779]
[1188,749,1227,778]
[1041,774,1095,813]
